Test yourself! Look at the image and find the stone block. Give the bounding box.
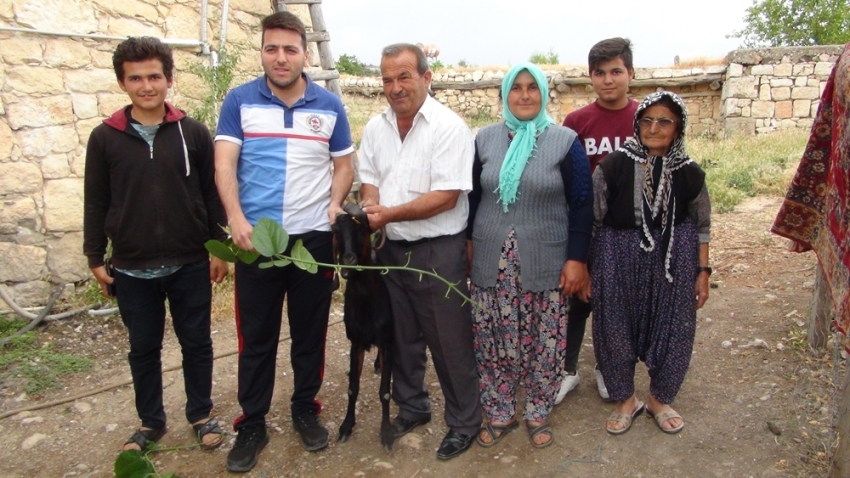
[107,16,162,38]
[724,117,755,138]
[793,100,811,117]
[165,4,201,39]
[43,40,92,69]
[751,65,773,75]
[15,0,97,32]
[0,243,47,282]
[43,178,84,232]
[72,94,99,120]
[0,37,43,64]
[0,120,14,159]
[671,70,690,78]
[6,96,74,129]
[779,119,797,129]
[795,77,808,87]
[775,100,793,119]
[751,101,774,118]
[0,198,38,235]
[17,126,79,157]
[41,154,72,179]
[92,0,159,22]
[0,162,41,194]
[774,63,792,76]
[792,64,814,76]
[76,117,104,146]
[722,98,738,116]
[98,93,130,116]
[634,68,652,80]
[7,66,65,95]
[811,101,820,118]
[771,86,791,100]
[90,49,113,69]
[770,78,793,87]
[814,62,834,76]
[64,69,122,94]
[758,84,771,101]
[706,65,727,74]
[741,106,751,117]
[47,232,88,282]
[791,86,819,100]
[727,63,743,77]
[723,77,757,99]
[7,281,54,309]
[651,69,673,79]
[798,118,814,130]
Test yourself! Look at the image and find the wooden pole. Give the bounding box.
[274,0,287,12]
[308,2,341,97]
[809,263,833,349]
[833,359,850,477]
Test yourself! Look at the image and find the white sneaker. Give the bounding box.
[554,372,580,405]
[594,365,611,400]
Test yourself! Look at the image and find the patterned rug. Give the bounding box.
[772,43,850,351]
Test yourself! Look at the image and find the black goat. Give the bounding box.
[332,203,394,451]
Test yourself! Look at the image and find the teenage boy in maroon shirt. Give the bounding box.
[557,37,638,404]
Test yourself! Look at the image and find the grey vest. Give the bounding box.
[470,122,577,292]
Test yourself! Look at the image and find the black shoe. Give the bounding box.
[391,416,431,438]
[436,430,474,460]
[226,425,269,473]
[292,413,329,451]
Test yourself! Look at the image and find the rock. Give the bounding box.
[0,198,38,234]
[21,416,45,425]
[17,125,79,157]
[6,66,65,95]
[0,243,47,282]
[106,424,118,432]
[373,462,393,470]
[64,69,122,95]
[47,232,89,282]
[0,37,44,65]
[0,120,14,159]
[721,340,733,349]
[44,40,93,69]
[397,432,423,450]
[0,162,41,195]
[500,455,519,464]
[73,401,92,413]
[767,422,782,435]
[11,411,33,420]
[43,178,85,232]
[21,433,48,450]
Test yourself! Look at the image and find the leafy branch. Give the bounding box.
[114,442,202,478]
[205,218,472,304]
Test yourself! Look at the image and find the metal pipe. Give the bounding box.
[200,0,210,55]
[0,25,204,48]
[219,0,230,51]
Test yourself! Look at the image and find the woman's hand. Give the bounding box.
[560,260,590,301]
[695,272,709,309]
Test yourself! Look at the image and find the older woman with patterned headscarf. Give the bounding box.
[466,62,593,448]
[591,91,711,436]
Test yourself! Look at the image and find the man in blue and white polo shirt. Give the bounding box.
[214,11,354,473]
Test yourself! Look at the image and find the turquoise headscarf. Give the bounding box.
[496,62,555,212]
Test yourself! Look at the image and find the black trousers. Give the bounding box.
[233,230,334,430]
[564,297,592,373]
[113,259,214,430]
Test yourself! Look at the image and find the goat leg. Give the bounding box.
[378,344,394,452]
[338,344,364,443]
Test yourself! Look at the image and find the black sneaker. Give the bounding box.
[226,425,269,473]
[292,413,329,451]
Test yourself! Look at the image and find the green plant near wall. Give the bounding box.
[187,48,242,132]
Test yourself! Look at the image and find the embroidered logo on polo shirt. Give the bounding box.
[306,114,323,132]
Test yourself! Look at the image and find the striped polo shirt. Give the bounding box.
[216,74,354,234]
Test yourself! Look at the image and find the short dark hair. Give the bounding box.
[112,37,174,81]
[381,43,429,76]
[588,37,633,72]
[261,11,307,50]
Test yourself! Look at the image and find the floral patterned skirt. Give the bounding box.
[471,229,568,422]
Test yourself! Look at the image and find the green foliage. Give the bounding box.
[336,54,368,76]
[731,0,850,47]
[0,317,92,394]
[529,48,559,65]
[115,446,184,478]
[458,59,469,67]
[187,48,242,132]
[465,108,498,129]
[688,129,807,213]
[430,59,446,71]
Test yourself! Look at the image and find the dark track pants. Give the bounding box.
[564,297,592,373]
[114,258,214,430]
[233,231,334,430]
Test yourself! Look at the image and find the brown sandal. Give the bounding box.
[526,422,553,449]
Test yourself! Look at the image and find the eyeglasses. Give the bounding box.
[637,117,677,129]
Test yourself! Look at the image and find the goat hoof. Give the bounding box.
[337,431,351,443]
[382,443,393,453]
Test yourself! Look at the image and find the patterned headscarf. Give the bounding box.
[496,62,555,212]
[618,91,692,282]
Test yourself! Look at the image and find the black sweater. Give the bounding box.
[83,103,227,270]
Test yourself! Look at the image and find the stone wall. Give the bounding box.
[0,0,315,308]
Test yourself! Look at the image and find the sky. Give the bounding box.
[322,0,751,69]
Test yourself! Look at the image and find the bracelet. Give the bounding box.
[697,266,712,276]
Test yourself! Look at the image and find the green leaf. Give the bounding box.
[258,261,275,269]
[273,258,291,267]
[205,240,237,262]
[114,450,155,478]
[161,473,180,478]
[235,249,260,264]
[252,218,289,257]
[290,239,318,274]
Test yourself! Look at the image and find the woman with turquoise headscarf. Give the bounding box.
[466,63,593,449]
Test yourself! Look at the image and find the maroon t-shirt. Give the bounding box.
[562,99,639,171]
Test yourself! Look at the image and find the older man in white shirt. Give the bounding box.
[358,43,482,461]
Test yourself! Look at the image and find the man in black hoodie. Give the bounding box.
[83,37,229,453]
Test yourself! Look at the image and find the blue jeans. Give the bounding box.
[113,259,214,429]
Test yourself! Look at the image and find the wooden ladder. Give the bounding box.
[273,0,341,97]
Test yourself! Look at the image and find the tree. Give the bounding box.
[336,54,368,76]
[529,48,559,65]
[731,0,850,47]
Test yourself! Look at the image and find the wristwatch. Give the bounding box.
[697,266,712,276]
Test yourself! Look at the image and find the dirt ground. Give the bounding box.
[0,195,839,478]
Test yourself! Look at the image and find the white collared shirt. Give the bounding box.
[358,96,474,241]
